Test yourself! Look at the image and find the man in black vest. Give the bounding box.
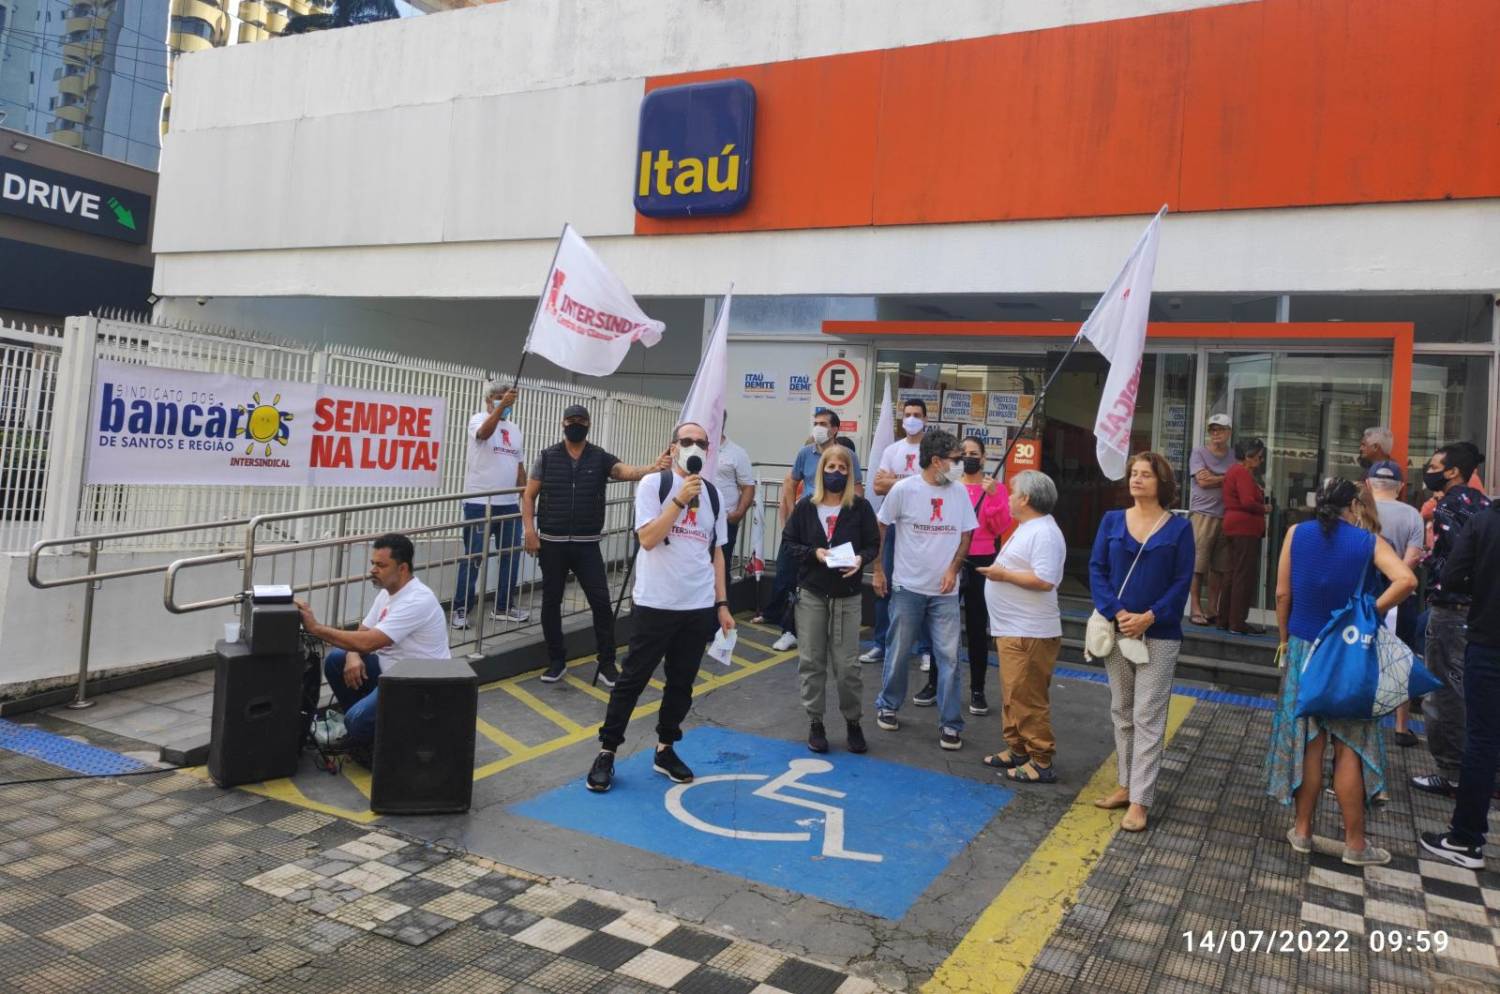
[522,404,668,686]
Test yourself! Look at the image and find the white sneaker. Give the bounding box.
[858,647,884,664]
[492,606,531,622]
[920,653,931,672]
[450,611,469,630]
[772,632,798,651]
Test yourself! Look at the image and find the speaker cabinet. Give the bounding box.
[209,639,303,788]
[370,658,477,815]
[248,603,301,657]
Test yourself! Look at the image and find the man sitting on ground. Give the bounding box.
[297,532,451,762]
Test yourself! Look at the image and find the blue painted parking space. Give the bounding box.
[511,727,1011,919]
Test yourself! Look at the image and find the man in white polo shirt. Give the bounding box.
[586,421,734,793]
[297,533,451,760]
[452,381,528,630]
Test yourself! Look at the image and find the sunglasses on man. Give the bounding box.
[675,437,710,450]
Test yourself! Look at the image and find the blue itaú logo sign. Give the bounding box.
[634,79,755,218]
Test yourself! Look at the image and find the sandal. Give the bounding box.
[1093,791,1129,810]
[982,751,1028,770]
[1120,811,1148,832]
[1005,763,1057,784]
[1190,613,1210,626]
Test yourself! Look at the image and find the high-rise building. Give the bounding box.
[0,0,168,167]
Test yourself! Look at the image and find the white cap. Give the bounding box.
[1206,414,1232,428]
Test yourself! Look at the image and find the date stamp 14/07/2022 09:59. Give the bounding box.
[1182,930,1450,955]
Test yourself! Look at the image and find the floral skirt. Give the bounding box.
[1264,636,1387,807]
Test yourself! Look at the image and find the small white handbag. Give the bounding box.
[1085,513,1170,666]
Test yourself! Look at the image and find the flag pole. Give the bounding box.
[998,329,1086,467]
[513,222,570,389]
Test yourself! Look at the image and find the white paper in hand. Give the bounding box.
[706,626,737,667]
[824,542,858,569]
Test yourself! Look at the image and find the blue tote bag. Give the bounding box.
[1296,559,1442,721]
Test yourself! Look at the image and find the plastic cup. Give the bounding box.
[224,622,241,642]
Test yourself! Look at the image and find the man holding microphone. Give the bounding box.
[586,422,734,792]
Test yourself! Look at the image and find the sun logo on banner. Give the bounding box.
[236,392,293,456]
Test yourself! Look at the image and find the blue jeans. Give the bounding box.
[872,530,930,656]
[763,540,799,636]
[876,588,963,732]
[1451,641,1500,847]
[454,503,522,614]
[324,649,383,743]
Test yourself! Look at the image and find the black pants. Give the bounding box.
[924,553,992,693]
[724,521,739,564]
[540,541,615,666]
[599,605,718,751]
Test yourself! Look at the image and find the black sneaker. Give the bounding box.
[652,746,694,783]
[1411,774,1458,796]
[939,727,962,751]
[969,690,989,715]
[846,722,867,754]
[540,660,567,683]
[1420,830,1484,869]
[1393,729,1418,748]
[876,710,899,731]
[596,660,619,689]
[807,721,829,754]
[586,752,614,793]
[913,684,937,707]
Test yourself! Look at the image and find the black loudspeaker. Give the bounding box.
[370,658,477,815]
[208,639,304,788]
[248,603,301,656]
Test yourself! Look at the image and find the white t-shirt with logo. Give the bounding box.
[816,502,841,541]
[361,578,452,664]
[879,439,923,481]
[712,438,755,520]
[633,471,728,611]
[463,412,523,506]
[877,474,977,597]
[986,515,1067,638]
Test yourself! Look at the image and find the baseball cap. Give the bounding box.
[1366,459,1403,483]
[1206,414,1232,428]
[562,404,590,420]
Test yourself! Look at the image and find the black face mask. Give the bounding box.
[563,423,589,444]
[1423,469,1450,494]
[962,456,983,476]
[822,471,848,494]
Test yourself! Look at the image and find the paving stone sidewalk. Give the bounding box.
[0,759,885,994]
[1017,701,1500,994]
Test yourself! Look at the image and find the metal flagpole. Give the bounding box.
[513,222,570,388]
[998,329,1087,467]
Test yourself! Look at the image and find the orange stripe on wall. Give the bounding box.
[636,0,1500,235]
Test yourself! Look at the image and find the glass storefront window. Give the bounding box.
[1291,294,1493,344]
[1409,355,1491,479]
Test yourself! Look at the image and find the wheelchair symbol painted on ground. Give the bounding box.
[663,758,883,863]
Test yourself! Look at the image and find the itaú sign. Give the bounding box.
[0,155,149,244]
[634,78,755,218]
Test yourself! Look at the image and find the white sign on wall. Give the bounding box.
[85,360,447,487]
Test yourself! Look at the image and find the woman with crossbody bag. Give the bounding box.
[1087,452,1196,832]
[914,436,1011,714]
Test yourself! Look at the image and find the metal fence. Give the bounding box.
[0,321,65,553]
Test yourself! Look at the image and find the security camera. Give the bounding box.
[196,297,208,306]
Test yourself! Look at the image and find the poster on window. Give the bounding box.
[940,390,987,423]
[84,359,447,488]
[986,392,1036,428]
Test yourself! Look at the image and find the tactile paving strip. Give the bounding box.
[0,719,151,777]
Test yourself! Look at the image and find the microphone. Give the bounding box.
[686,455,703,509]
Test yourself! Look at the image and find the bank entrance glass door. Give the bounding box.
[1206,352,1392,613]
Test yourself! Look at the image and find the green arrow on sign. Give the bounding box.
[106,196,136,231]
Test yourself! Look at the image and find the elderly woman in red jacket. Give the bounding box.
[1220,438,1267,635]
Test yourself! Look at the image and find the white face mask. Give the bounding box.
[676,444,704,474]
[943,462,962,484]
[903,416,924,436]
[811,425,830,445]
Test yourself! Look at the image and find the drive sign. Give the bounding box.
[0,155,149,244]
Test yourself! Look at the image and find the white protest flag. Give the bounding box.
[523,224,664,377]
[747,479,766,578]
[865,376,895,511]
[1080,206,1166,481]
[679,289,733,484]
